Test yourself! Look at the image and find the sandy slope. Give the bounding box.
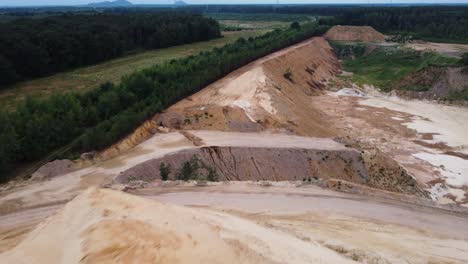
[2,186,468,264]
[0,188,357,264]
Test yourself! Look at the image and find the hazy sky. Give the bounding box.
[1,0,468,7]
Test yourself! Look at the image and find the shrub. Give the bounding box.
[207,166,219,182]
[459,53,468,66]
[159,162,171,181]
[283,68,294,82]
[290,21,301,30]
[176,156,200,181]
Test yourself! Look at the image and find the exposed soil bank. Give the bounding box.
[117,144,425,196]
[325,25,386,42]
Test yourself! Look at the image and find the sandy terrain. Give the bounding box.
[360,96,468,202]
[405,42,468,57]
[0,131,354,213]
[0,188,358,264]
[2,186,468,264]
[361,96,468,149]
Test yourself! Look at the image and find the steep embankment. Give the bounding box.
[324,25,386,42]
[117,142,424,196]
[161,37,340,137]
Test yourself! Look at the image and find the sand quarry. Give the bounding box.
[1,26,468,263]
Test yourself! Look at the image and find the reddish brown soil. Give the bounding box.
[324,25,385,42]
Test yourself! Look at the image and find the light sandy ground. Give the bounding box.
[2,186,468,264]
[190,130,346,150]
[405,42,468,57]
[0,188,357,264]
[360,96,468,202]
[361,96,468,149]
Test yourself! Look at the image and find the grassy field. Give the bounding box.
[206,13,313,22]
[341,46,458,91]
[219,20,291,30]
[0,30,268,110]
[209,13,316,31]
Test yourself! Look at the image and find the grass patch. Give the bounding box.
[0,30,267,110]
[206,13,312,22]
[446,88,468,101]
[219,19,291,30]
[342,46,458,91]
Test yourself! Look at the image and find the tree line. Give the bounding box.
[0,13,221,87]
[319,6,468,42]
[0,22,329,181]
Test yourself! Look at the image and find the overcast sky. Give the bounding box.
[1,0,468,7]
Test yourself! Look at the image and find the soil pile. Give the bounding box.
[31,160,76,181]
[325,25,385,42]
[0,188,355,264]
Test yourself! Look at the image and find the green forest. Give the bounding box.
[0,13,221,87]
[0,22,329,181]
[320,6,468,43]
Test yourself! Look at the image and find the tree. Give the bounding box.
[159,162,171,181]
[460,53,468,66]
[290,21,301,31]
[0,55,17,87]
[0,112,18,180]
[177,156,200,181]
[206,166,218,182]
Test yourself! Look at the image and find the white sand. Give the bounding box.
[360,96,468,149]
[413,152,468,187]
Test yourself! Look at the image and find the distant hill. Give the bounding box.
[174,1,188,6]
[88,0,133,8]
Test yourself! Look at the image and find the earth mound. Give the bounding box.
[325,25,385,42]
[0,188,355,264]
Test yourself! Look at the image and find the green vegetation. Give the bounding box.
[177,156,201,181]
[0,22,329,181]
[446,89,468,102]
[207,13,312,22]
[206,167,219,182]
[0,30,266,109]
[0,13,221,88]
[175,156,219,182]
[460,53,468,66]
[320,6,468,43]
[329,41,367,59]
[159,162,171,181]
[208,12,314,32]
[340,46,458,91]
